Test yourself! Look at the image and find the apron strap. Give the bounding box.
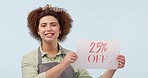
[38,47,43,73]
[38,47,42,65]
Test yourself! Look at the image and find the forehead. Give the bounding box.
[39,15,58,23]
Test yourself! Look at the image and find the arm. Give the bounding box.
[101,55,125,78]
[22,52,77,78]
[46,52,78,78]
[22,54,46,78]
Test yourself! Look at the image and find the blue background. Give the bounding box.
[0,0,147,78]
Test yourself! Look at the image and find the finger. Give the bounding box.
[71,53,78,58]
[117,55,125,63]
[117,55,125,59]
[118,59,125,68]
[117,59,125,65]
[71,56,78,60]
[117,57,125,62]
[118,61,125,68]
[70,57,77,63]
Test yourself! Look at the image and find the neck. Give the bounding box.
[41,40,58,57]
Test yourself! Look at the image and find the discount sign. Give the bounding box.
[73,40,120,69]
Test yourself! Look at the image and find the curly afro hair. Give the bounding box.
[27,4,73,41]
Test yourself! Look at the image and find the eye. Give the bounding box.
[51,24,57,26]
[51,22,59,27]
[40,24,46,27]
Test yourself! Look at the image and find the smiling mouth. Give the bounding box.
[44,32,54,37]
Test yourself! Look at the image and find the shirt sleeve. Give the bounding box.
[76,68,93,78]
[21,54,46,78]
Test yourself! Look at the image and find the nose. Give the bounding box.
[46,25,52,31]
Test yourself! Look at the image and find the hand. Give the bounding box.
[61,52,78,67]
[117,54,126,68]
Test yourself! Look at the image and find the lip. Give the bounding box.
[45,33,54,35]
[44,31,55,35]
[44,32,55,38]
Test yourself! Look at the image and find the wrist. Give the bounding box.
[108,69,117,72]
[101,69,117,78]
[60,61,70,68]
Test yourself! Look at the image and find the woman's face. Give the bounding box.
[38,16,61,43]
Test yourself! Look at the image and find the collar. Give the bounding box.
[39,43,66,57]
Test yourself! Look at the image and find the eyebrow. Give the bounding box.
[40,22,58,24]
[40,23,47,25]
[50,22,58,24]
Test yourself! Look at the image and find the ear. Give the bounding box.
[59,30,62,34]
[37,31,40,35]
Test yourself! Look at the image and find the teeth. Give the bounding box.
[45,33,54,35]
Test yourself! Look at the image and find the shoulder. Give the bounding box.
[23,49,38,58]
[21,49,38,65]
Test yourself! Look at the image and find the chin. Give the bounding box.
[45,38,56,42]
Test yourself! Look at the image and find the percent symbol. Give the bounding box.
[97,42,107,53]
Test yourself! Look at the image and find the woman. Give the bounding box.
[21,4,125,78]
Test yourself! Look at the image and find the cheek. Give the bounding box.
[55,27,61,33]
[37,28,44,35]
